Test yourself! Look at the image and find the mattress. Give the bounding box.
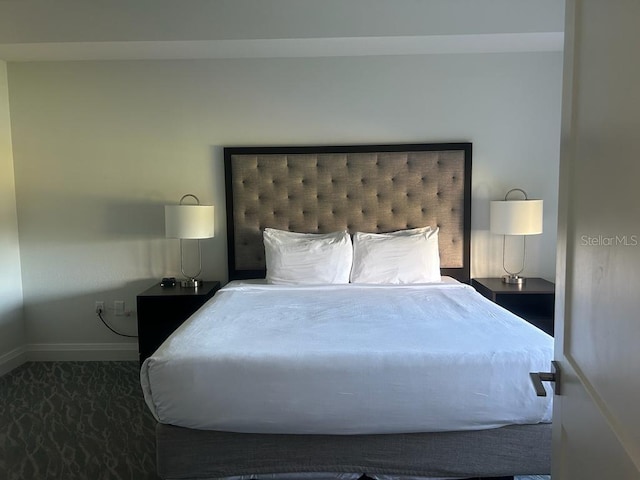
[140,279,553,434]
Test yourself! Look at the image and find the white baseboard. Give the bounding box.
[0,345,28,376]
[27,343,139,361]
[0,343,138,375]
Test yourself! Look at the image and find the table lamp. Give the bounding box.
[490,188,543,284]
[165,194,214,288]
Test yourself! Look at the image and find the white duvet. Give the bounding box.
[140,280,553,434]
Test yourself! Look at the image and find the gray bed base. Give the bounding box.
[156,423,551,479]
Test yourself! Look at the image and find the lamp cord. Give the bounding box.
[96,309,138,338]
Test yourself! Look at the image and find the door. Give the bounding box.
[553,0,640,477]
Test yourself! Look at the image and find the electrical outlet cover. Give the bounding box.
[114,300,125,316]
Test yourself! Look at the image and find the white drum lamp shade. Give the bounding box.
[165,205,215,239]
[490,200,543,236]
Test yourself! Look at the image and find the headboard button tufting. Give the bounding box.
[226,144,470,280]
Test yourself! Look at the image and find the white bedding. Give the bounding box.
[140,279,553,434]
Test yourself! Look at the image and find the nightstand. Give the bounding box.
[471,277,555,336]
[136,281,221,364]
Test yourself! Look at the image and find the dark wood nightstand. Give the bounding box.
[136,281,221,364]
[471,277,555,336]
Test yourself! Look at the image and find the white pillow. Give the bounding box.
[264,228,353,285]
[350,228,441,284]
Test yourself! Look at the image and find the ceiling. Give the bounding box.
[0,0,565,61]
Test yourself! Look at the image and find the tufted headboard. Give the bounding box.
[224,143,472,282]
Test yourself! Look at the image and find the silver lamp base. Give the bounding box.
[181,278,202,288]
[502,274,526,285]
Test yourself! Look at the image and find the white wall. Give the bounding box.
[8,52,562,356]
[0,60,26,373]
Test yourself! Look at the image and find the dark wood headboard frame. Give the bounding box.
[224,143,472,283]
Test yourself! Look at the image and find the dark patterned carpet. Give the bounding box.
[0,361,550,480]
[0,362,158,480]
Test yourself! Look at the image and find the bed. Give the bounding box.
[141,143,553,480]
